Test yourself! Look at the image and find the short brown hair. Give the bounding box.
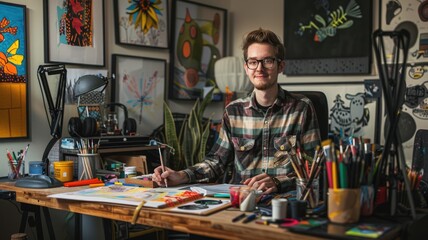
[242,28,285,60]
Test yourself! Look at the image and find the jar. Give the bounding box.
[106,113,118,135]
[124,166,137,178]
[296,178,319,208]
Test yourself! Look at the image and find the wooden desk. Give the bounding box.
[0,182,320,240]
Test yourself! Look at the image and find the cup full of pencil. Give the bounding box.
[77,153,99,180]
[328,188,361,224]
[5,145,30,181]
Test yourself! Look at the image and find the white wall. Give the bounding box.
[0,0,420,238]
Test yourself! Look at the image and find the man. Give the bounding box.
[153,28,321,193]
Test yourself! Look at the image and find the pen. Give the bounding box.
[242,213,257,223]
[232,213,246,222]
[213,193,230,198]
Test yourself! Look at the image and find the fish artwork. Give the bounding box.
[296,0,362,42]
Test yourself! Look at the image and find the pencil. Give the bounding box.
[158,146,168,187]
[322,140,333,189]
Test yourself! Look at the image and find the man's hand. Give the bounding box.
[243,173,277,194]
[152,166,189,187]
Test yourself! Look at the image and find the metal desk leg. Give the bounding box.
[75,213,82,240]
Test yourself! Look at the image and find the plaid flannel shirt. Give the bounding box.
[183,86,321,192]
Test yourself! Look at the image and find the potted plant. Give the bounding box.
[162,89,214,170]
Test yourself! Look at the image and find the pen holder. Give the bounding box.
[8,160,25,180]
[77,153,99,180]
[296,178,319,209]
[328,188,361,224]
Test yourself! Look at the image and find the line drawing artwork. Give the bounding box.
[121,70,160,125]
[114,55,166,136]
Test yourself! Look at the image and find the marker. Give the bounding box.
[242,213,258,223]
[232,213,246,222]
[89,183,105,188]
[213,193,230,198]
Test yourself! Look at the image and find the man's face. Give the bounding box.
[244,43,284,91]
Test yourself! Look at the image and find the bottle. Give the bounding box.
[106,113,118,135]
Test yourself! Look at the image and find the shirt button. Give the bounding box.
[280,145,284,150]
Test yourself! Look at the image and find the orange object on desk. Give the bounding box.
[63,178,103,187]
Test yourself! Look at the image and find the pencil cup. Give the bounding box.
[360,185,374,216]
[229,186,241,208]
[8,161,25,180]
[77,153,99,180]
[328,188,361,224]
[296,178,319,208]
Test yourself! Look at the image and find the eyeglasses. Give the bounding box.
[245,57,279,70]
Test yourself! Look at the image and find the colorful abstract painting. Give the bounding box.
[0,2,27,139]
[170,0,227,100]
[44,0,105,66]
[114,0,169,48]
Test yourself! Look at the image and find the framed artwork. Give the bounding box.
[170,0,227,100]
[0,2,28,140]
[111,54,166,136]
[43,0,105,66]
[113,0,169,48]
[280,82,380,144]
[380,0,428,66]
[283,0,372,75]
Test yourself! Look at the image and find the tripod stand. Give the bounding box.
[372,29,416,219]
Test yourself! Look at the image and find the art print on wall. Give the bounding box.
[170,0,227,100]
[281,83,378,143]
[283,0,372,75]
[0,2,28,140]
[44,0,105,66]
[112,54,166,136]
[380,0,428,66]
[113,0,168,48]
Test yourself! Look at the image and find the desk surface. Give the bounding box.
[0,182,323,240]
[0,182,407,240]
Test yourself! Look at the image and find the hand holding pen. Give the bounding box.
[152,166,189,187]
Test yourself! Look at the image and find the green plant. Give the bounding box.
[163,89,214,170]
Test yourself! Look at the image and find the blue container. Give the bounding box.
[29,161,44,175]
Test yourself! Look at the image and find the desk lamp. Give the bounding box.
[37,64,67,167]
[73,74,108,103]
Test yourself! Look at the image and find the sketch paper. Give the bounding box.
[48,185,202,208]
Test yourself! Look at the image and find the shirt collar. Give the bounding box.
[247,85,288,110]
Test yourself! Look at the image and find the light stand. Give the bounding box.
[372,29,416,219]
